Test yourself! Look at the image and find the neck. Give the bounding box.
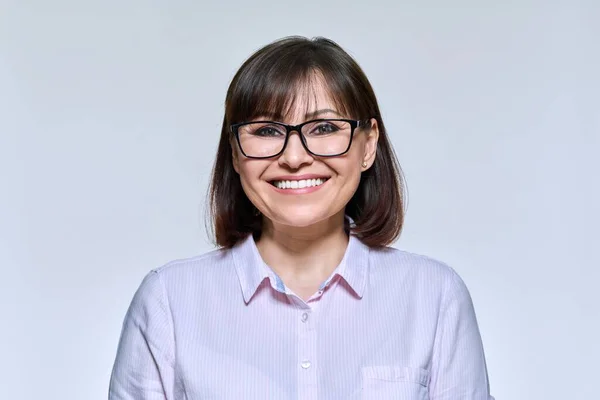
[256,211,349,288]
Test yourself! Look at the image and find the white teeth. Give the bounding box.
[272,178,327,189]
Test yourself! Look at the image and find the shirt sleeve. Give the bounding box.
[429,269,495,400]
[109,271,176,400]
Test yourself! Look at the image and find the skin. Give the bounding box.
[231,77,379,301]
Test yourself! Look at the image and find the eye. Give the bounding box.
[245,123,286,137]
[256,127,283,137]
[309,122,339,136]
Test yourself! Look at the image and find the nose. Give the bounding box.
[278,131,314,170]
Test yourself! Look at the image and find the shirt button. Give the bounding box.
[301,312,309,322]
[301,360,311,369]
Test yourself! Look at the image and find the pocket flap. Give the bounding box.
[361,365,429,387]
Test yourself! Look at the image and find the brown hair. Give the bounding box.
[208,36,407,248]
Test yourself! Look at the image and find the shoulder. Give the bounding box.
[371,246,461,280]
[135,247,235,297]
[154,247,230,275]
[368,246,470,301]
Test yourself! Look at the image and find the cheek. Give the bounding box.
[327,160,363,197]
[342,170,363,199]
[237,161,269,201]
[330,150,362,179]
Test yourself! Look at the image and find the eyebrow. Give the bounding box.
[252,108,343,121]
[304,109,343,118]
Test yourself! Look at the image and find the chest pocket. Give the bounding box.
[360,365,429,400]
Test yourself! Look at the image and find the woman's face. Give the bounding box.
[232,78,379,230]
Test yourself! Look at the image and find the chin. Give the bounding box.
[274,215,324,228]
[269,208,333,229]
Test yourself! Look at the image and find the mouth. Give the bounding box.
[269,177,330,190]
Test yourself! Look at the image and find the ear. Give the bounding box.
[362,118,379,169]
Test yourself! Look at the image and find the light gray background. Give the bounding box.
[1,1,598,399]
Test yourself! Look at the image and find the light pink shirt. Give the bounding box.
[109,234,494,399]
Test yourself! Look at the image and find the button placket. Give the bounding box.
[297,308,317,400]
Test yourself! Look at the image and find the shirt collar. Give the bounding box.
[231,234,370,304]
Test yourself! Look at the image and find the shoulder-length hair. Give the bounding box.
[208,36,407,248]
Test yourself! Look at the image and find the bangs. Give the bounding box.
[225,40,367,125]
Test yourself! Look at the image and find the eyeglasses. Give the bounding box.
[230,118,369,159]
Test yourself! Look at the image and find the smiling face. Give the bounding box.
[231,75,379,230]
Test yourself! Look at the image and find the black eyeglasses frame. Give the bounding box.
[230,118,371,159]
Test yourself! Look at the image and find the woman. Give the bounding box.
[109,36,494,399]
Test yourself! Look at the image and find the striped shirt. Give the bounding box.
[109,234,494,399]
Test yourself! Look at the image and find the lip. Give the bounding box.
[268,175,331,195]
